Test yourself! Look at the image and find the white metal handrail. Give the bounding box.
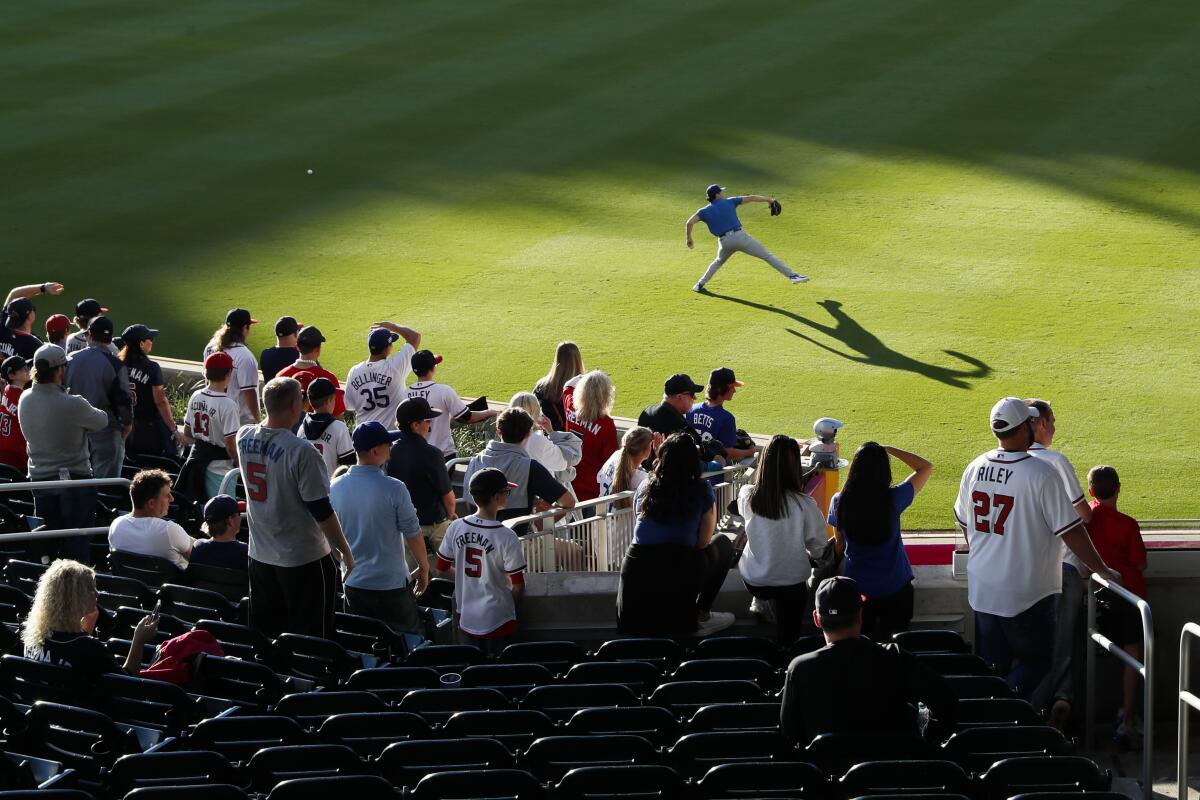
[1085,571,1154,799]
[0,477,130,543]
[1179,622,1200,799]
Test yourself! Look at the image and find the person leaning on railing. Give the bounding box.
[508,392,583,492]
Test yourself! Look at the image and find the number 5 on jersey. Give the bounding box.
[972,491,1014,535]
[464,546,484,578]
[246,463,269,501]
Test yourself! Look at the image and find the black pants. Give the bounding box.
[344,584,423,635]
[249,555,337,640]
[744,580,809,647]
[696,535,735,613]
[862,581,915,642]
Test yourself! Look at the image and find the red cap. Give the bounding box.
[204,351,235,370]
[45,314,71,334]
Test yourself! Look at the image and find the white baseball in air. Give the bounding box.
[306,169,313,175]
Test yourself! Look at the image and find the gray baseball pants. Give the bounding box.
[698,229,797,286]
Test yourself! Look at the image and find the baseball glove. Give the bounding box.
[769,199,782,216]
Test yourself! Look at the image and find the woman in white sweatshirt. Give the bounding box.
[508,392,582,498]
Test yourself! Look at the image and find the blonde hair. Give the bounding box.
[612,426,654,510]
[534,342,584,401]
[21,560,96,652]
[508,392,544,424]
[574,370,615,424]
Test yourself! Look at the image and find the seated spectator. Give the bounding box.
[0,355,30,472]
[532,341,583,432]
[122,324,184,459]
[737,435,829,645]
[566,370,619,504]
[827,442,932,640]
[203,308,260,425]
[278,326,346,415]
[65,315,133,479]
[65,298,112,355]
[780,577,956,745]
[1086,465,1147,749]
[344,322,420,429]
[436,468,527,654]
[597,426,659,505]
[109,469,194,571]
[508,392,583,492]
[300,378,355,477]
[616,432,735,637]
[689,367,757,462]
[22,560,158,680]
[259,316,303,383]
[332,422,428,635]
[189,494,249,571]
[45,314,71,348]
[638,373,725,467]
[463,408,576,524]
[388,397,456,558]
[407,350,498,459]
[178,351,240,501]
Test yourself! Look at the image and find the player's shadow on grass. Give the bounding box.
[704,293,991,389]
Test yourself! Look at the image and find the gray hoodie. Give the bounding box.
[18,383,109,479]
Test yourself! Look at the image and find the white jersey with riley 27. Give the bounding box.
[436,515,527,637]
[406,381,468,456]
[344,344,415,429]
[954,448,1080,618]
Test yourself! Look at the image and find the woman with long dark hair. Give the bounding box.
[737,435,828,645]
[828,441,932,639]
[616,432,735,636]
[121,324,183,459]
[532,341,583,432]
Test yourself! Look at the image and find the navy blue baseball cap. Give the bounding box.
[368,328,400,354]
[352,420,403,452]
[1,355,28,378]
[815,576,864,623]
[121,324,160,344]
[88,315,115,340]
[225,308,258,328]
[706,184,724,200]
[297,326,326,349]
[203,494,244,521]
[5,298,34,325]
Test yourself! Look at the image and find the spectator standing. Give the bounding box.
[388,398,456,557]
[566,370,619,504]
[827,442,933,640]
[779,577,956,744]
[122,325,184,459]
[508,392,583,492]
[190,494,249,571]
[738,435,829,645]
[203,308,261,425]
[616,432,736,637]
[45,314,71,348]
[66,298,113,355]
[299,378,354,477]
[689,368,757,462]
[259,316,303,383]
[277,326,346,415]
[407,350,498,459]
[532,341,583,432]
[638,373,725,466]
[344,323,420,428]
[436,468,527,654]
[597,427,658,502]
[954,397,1117,700]
[331,421,429,634]
[0,356,30,472]
[108,469,193,571]
[65,316,133,478]
[178,352,240,501]
[462,409,576,523]
[237,377,355,638]
[1,283,63,359]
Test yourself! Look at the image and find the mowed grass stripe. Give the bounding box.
[0,0,212,49]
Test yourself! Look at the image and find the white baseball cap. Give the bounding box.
[814,417,844,437]
[990,396,1039,434]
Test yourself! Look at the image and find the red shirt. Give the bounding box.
[277,362,346,416]
[566,411,618,501]
[1088,501,1147,598]
[0,385,27,471]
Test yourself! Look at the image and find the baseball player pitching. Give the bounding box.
[686,184,809,292]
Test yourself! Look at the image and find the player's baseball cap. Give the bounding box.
[664,373,704,396]
[1,355,29,379]
[306,377,337,404]
[121,324,160,344]
[274,316,304,337]
[45,314,71,336]
[5,298,34,325]
[203,351,235,371]
[411,350,443,375]
[706,184,724,200]
[203,494,244,521]
[352,420,404,452]
[75,299,108,318]
[225,308,258,328]
[815,576,865,625]
[297,326,326,349]
[396,397,442,429]
[990,396,1039,435]
[368,328,400,354]
[88,315,114,340]
[33,343,68,370]
[814,417,844,437]
[469,467,518,499]
[708,367,744,389]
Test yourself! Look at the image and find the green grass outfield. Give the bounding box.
[5,0,1199,529]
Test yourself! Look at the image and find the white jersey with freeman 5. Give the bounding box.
[436,515,527,637]
[344,344,415,429]
[954,448,1080,618]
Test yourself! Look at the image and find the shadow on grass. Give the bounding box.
[703,292,991,389]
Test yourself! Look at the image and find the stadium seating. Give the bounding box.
[105,749,237,796]
[893,630,971,654]
[187,714,311,763]
[687,702,781,733]
[274,690,387,728]
[378,737,513,788]
[978,756,1111,799]
[593,637,683,668]
[647,679,766,716]
[500,640,587,674]
[564,705,682,747]
[267,774,396,800]
[695,761,830,800]
[345,666,441,701]
[689,635,781,664]
[521,682,640,722]
[668,731,796,778]
[555,764,688,800]
[412,768,546,800]
[190,653,287,708]
[318,710,433,757]
[563,659,662,692]
[523,734,659,781]
[461,662,556,700]
[398,687,511,723]
[442,709,556,752]
[942,726,1072,773]
[839,759,972,797]
[245,743,365,792]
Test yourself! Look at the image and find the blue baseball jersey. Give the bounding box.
[688,402,737,448]
[696,197,744,237]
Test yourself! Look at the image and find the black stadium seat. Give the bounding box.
[377,737,513,788]
[690,635,781,665]
[943,675,1014,701]
[195,619,279,666]
[667,731,797,779]
[0,655,83,706]
[122,785,248,800]
[274,691,387,729]
[695,761,830,800]
[398,687,511,723]
[522,734,659,781]
[941,726,1071,773]
[563,660,662,692]
[266,774,397,800]
[0,584,30,623]
[913,652,993,676]
[594,638,683,668]
[892,631,970,654]
[405,643,484,672]
[345,666,441,702]
[159,583,240,624]
[245,744,365,793]
[19,701,141,781]
[461,662,556,700]
[565,705,682,747]
[521,683,640,723]
[185,562,249,604]
[670,657,778,689]
[442,709,557,752]
[94,572,156,612]
[500,640,586,674]
[333,611,408,663]
[805,733,936,776]
[95,672,195,734]
[188,715,311,763]
[318,710,432,758]
[2,560,47,596]
[955,698,1043,728]
[555,764,689,800]
[411,768,545,800]
[274,632,364,686]
[191,653,287,708]
[783,634,827,661]
[0,792,94,800]
[647,680,765,716]
[105,750,236,797]
[688,702,781,733]
[839,759,972,797]
[110,550,182,587]
[979,756,1110,800]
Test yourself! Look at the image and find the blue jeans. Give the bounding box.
[88,428,126,479]
[1032,564,1083,710]
[33,484,98,563]
[975,593,1058,700]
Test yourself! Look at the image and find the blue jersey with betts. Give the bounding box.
[696,197,744,237]
[688,402,737,449]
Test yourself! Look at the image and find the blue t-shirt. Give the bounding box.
[632,480,717,547]
[827,481,915,598]
[688,402,737,449]
[696,197,744,237]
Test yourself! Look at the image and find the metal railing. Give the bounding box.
[0,477,130,543]
[1085,571,1154,799]
[1179,622,1200,800]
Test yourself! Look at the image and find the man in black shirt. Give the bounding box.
[259,316,303,383]
[780,577,956,745]
[637,373,725,465]
[388,397,456,556]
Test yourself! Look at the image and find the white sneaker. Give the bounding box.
[697,611,736,637]
[789,274,809,284]
[749,596,774,620]
[692,282,706,292]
